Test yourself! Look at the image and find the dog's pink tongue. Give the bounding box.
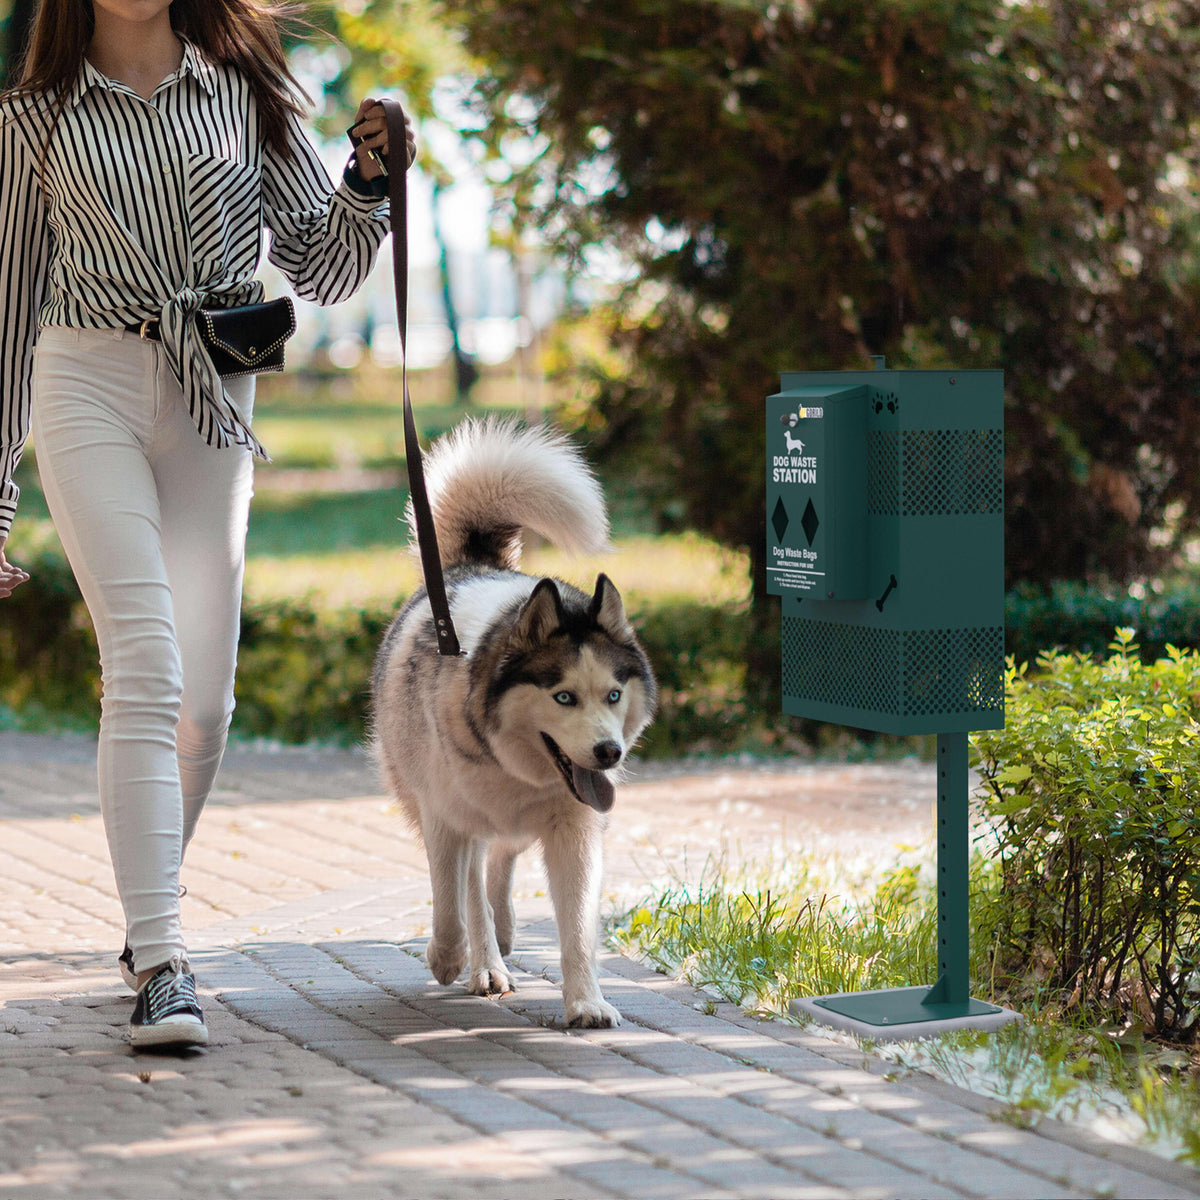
[573,765,615,813]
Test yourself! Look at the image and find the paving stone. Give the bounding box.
[3,734,1198,1199]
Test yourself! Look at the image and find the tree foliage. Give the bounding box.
[301,0,464,135]
[433,0,1200,592]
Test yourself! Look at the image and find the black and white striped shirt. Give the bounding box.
[0,38,389,539]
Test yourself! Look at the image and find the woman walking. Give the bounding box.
[0,0,409,1048]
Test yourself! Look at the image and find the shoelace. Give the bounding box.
[144,968,199,1023]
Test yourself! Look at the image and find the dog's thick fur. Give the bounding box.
[371,419,657,1027]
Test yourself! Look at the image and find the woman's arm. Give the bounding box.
[261,101,406,305]
[0,98,51,554]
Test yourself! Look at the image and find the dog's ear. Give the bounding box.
[510,578,565,647]
[590,574,634,641]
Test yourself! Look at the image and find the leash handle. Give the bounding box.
[381,99,461,656]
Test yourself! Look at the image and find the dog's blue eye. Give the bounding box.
[553,690,576,706]
[607,688,622,704]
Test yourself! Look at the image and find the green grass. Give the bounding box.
[247,486,409,557]
[612,854,938,1014]
[876,1014,1200,1160]
[611,856,1200,1163]
[251,361,543,468]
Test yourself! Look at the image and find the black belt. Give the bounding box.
[125,318,161,341]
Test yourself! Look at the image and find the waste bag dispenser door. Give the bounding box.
[767,383,869,603]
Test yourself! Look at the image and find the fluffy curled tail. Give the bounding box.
[409,417,610,570]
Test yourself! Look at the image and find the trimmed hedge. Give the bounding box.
[7,549,1200,754]
[1005,580,1200,666]
[0,547,779,753]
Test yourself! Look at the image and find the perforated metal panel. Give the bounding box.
[869,428,1002,517]
[902,626,1005,716]
[902,429,1003,516]
[867,430,900,515]
[782,621,902,715]
[783,619,1004,725]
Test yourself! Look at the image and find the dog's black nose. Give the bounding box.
[593,739,622,769]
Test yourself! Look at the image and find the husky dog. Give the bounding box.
[371,419,657,1027]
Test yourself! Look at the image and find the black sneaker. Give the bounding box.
[118,943,137,991]
[129,960,208,1049]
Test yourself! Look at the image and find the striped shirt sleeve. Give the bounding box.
[1,46,392,493]
[262,112,389,305]
[0,103,50,541]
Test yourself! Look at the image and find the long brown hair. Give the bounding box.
[10,0,309,158]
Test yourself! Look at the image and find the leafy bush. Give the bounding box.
[235,597,793,753]
[973,630,1200,1040]
[631,601,760,756]
[0,546,99,721]
[234,601,391,746]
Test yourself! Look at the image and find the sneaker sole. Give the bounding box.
[130,1015,209,1049]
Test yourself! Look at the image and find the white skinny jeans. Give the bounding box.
[32,327,255,974]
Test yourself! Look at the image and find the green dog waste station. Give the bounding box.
[767,359,1021,1039]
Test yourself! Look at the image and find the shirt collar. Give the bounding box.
[64,58,107,110]
[178,38,217,97]
[65,36,216,110]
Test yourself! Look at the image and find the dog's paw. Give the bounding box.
[467,965,515,997]
[565,997,622,1028]
[426,938,466,985]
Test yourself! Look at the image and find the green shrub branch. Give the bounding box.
[974,629,1200,1041]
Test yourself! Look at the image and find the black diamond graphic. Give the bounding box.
[801,499,820,546]
[771,496,789,543]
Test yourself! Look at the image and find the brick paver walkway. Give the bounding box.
[2,732,1198,1199]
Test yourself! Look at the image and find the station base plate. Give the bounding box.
[792,985,1023,1042]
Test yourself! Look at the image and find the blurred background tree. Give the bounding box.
[300,1,482,402]
[0,0,33,87]
[422,0,1200,603]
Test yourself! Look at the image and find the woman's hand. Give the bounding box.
[349,97,416,180]
[0,538,29,599]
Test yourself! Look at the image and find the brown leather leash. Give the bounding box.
[378,99,461,656]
